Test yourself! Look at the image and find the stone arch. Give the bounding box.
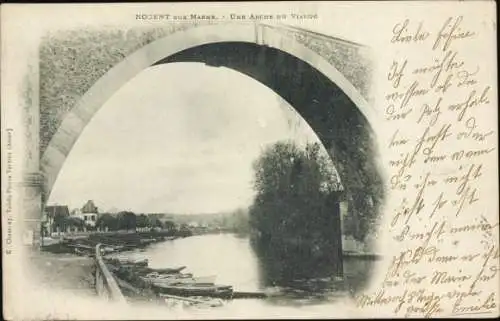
[40,23,385,258]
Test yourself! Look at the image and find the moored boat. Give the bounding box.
[160,294,224,308]
[143,271,193,279]
[153,283,233,299]
[67,243,94,250]
[105,257,149,267]
[144,275,217,286]
[141,272,193,281]
[137,266,186,275]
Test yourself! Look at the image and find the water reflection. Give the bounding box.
[250,236,347,305]
[122,233,370,307]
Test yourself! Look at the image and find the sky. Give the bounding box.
[47,63,326,214]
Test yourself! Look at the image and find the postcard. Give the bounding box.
[1,1,498,319]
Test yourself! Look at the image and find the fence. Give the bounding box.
[94,243,127,304]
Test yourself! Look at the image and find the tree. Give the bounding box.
[249,141,344,278]
[230,209,250,234]
[163,220,176,231]
[52,214,67,232]
[61,217,85,231]
[136,214,150,228]
[250,141,342,239]
[178,223,192,237]
[117,211,137,231]
[96,213,118,231]
[148,215,164,229]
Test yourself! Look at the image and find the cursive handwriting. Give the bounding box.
[362,13,498,318]
[433,16,476,52]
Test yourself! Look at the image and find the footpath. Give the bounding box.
[28,251,96,296]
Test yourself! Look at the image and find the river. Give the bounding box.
[118,233,374,313]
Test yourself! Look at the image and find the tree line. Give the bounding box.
[95,212,177,231]
[50,211,180,232]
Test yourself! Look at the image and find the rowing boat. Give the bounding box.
[160,294,224,308]
[137,266,186,275]
[105,257,149,267]
[145,275,217,285]
[141,272,193,280]
[153,283,233,299]
[67,243,94,250]
[143,271,193,279]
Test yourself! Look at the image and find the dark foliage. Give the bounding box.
[249,141,344,279]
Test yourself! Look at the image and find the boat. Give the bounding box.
[137,266,186,275]
[145,275,217,286]
[123,261,149,267]
[153,283,233,299]
[67,243,94,250]
[140,273,193,284]
[160,294,224,308]
[144,271,192,278]
[142,272,193,280]
[101,246,117,254]
[105,257,149,267]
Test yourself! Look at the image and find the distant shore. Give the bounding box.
[40,229,189,255]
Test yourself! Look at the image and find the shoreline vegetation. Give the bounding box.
[41,229,190,255]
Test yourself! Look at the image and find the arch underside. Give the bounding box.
[160,42,384,240]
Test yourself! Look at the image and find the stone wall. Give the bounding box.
[269,25,373,102]
[39,24,200,157]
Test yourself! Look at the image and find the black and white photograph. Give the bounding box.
[1,2,498,319]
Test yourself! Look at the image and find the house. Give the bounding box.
[81,200,99,227]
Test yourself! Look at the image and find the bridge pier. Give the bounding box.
[21,50,43,249]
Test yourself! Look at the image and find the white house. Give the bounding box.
[80,200,99,227]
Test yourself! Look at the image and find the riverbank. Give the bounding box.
[39,231,379,299]
[27,232,381,315]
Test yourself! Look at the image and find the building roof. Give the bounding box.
[82,200,98,213]
[45,205,70,218]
